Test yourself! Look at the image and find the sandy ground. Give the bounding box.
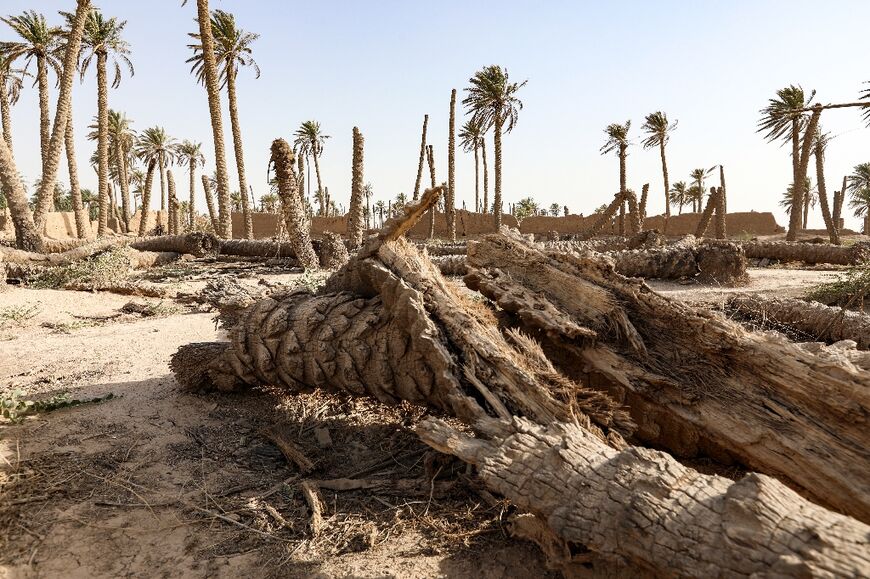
[0,259,846,578]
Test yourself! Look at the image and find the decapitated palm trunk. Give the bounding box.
[196,0,232,238]
[167,169,179,235]
[33,0,90,228]
[481,138,489,214]
[412,114,428,200]
[741,240,869,265]
[347,126,365,249]
[719,164,727,214]
[201,173,217,232]
[714,186,727,239]
[270,139,318,269]
[624,189,641,235]
[96,52,109,237]
[834,176,846,231]
[609,241,746,284]
[116,139,131,233]
[638,182,648,224]
[493,112,503,229]
[426,144,436,239]
[188,159,196,230]
[581,192,623,239]
[225,65,252,240]
[0,136,42,251]
[815,139,839,244]
[66,107,88,239]
[0,73,13,152]
[694,187,718,238]
[138,159,156,237]
[447,89,456,242]
[659,141,670,234]
[788,106,823,241]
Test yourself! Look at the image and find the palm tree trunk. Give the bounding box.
[413,114,428,200]
[427,144,436,239]
[714,187,727,239]
[297,153,305,205]
[138,159,156,236]
[659,142,670,234]
[348,126,365,249]
[32,0,90,228]
[473,143,480,213]
[788,109,822,241]
[96,52,109,237]
[195,0,232,238]
[188,159,196,229]
[159,156,166,211]
[0,75,13,152]
[581,192,623,239]
[270,139,317,269]
[116,140,131,232]
[167,169,179,235]
[0,136,42,250]
[481,138,489,214]
[447,89,456,242]
[719,165,727,214]
[201,173,217,232]
[833,176,846,232]
[225,65,252,240]
[37,56,50,176]
[65,107,87,238]
[695,188,718,238]
[493,113,503,229]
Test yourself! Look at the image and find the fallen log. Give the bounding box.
[729,294,870,349]
[129,233,219,258]
[432,255,467,276]
[741,240,870,265]
[420,242,467,256]
[609,242,747,284]
[417,415,870,578]
[464,229,870,522]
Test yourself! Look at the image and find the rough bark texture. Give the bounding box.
[417,416,870,578]
[0,73,13,151]
[426,144,436,239]
[65,106,88,238]
[347,127,365,249]
[741,240,870,265]
[481,139,489,214]
[493,115,503,229]
[201,173,217,232]
[433,255,467,276]
[815,138,839,245]
[96,52,109,237]
[659,142,669,234]
[196,0,232,238]
[609,242,746,284]
[788,107,822,241]
[412,115,428,200]
[218,238,321,260]
[447,89,456,242]
[129,233,218,257]
[318,232,349,270]
[37,57,49,177]
[270,139,318,269]
[464,229,870,523]
[624,189,641,235]
[638,183,648,224]
[136,160,156,237]
[167,169,180,235]
[0,135,42,251]
[226,65,252,240]
[116,139,131,232]
[729,294,870,349]
[694,187,718,238]
[580,193,623,240]
[714,185,726,239]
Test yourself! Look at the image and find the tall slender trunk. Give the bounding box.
[116,139,131,232]
[96,52,109,237]
[447,89,456,241]
[493,112,503,229]
[659,141,670,234]
[617,144,626,235]
[0,75,13,151]
[297,153,305,205]
[196,0,232,238]
[481,139,489,214]
[37,56,50,176]
[0,135,42,250]
[201,173,217,232]
[65,107,87,238]
[802,193,810,230]
[270,139,317,269]
[413,114,428,200]
[33,0,89,228]
[719,165,727,214]
[788,107,822,241]
[226,65,252,239]
[815,140,838,245]
[427,144,436,238]
[159,155,166,211]
[167,169,179,235]
[313,150,324,216]
[473,143,480,213]
[188,159,196,229]
[138,159,156,236]
[348,126,365,249]
[833,176,846,232]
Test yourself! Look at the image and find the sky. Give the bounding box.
[4,0,870,230]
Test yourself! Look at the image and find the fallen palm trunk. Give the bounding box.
[609,242,747,284]
[129,233,219,258]
[729,294,870,349]
[418,416,870,578]
[433,255,468,276]
[741,240,870,265]
[0,240,180,269]
[40,237,103,253]
[420,242,467,256]
[464,229,870,522]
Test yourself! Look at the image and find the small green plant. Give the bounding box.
[1,390,116,422]
[806,266,870,309]
[2,390,35,420]
[0,304,41,328]
[30,247,133,290]
[41,320,95,334]
[290,270,329,292]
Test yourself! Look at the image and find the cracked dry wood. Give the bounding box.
[417,416,870,578]
[465,228,870,523]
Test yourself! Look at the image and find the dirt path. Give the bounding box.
[0,285,552,579]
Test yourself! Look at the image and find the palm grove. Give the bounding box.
[1,2,869,254]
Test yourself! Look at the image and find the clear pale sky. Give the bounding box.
[5,0,869,230]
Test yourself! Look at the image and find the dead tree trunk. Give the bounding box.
[729,294,870,349]
[624,189,642,235]
[609,242,746,284]
[714,186,727,239]
[270,139,318,269]
[638,183,648,224]
[694,187,718,238]
[464,229,870,523]
[742,240,870,265]
[201,174,218,233]
[580,193,623,240]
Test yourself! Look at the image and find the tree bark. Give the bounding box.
[788,106,822,241]
[815,138,839,245]
[201,173,217,232]
[426,144,436,239]
[833,176,846,231]
[226,65,252,239]
[196,0,232,238]
[138,159,156,237]
[37,56,50,177]
[714,186,727,239]
[116,138,131,232]
[0,72,13,151]
[464,230,870,523]
[0,136,42,251]
[412,114,427,201]
[313,150,324,216]
[188,159,196,229]
[741,240,869,265]
[624,189,641,235]
[447,89,456,242]
[96,52,109,237]
[580,192,623,240]
[270,139,317,269]
[694,187,718,238]
[347,127,365,249]
[65,106,88,238]
[493,113,503,229]
[608,242,746,284]
[659,141,669,234]
[417,416,870,578]
[638,183,648,224]
[473,142,480,213]
[167,169,180,235]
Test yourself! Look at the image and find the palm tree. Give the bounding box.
[549,203,560,216]
[348,127,365,248]
[183,0,232,238]
[0,55,29,151]
[0,134,41,250]
[847,162,870,234]
[176,140,205,229]
[77,7,132,236]
[293,120,329,215]
[187,9,258,239]
[447,88,457,241]
[758,85,817,240]
[459,117,485,213]
[600,121,630,233]
[88,109,134,231]
[0,10,62,174]
[463,65,526,228]
[374,200,386,228]
[412,114,428,200]
[641,112,677,232]
[363,182,373,229]
[689,169,707,212]
[813,131,838,244]
[669,181,689,214]
[134,126,176,225]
